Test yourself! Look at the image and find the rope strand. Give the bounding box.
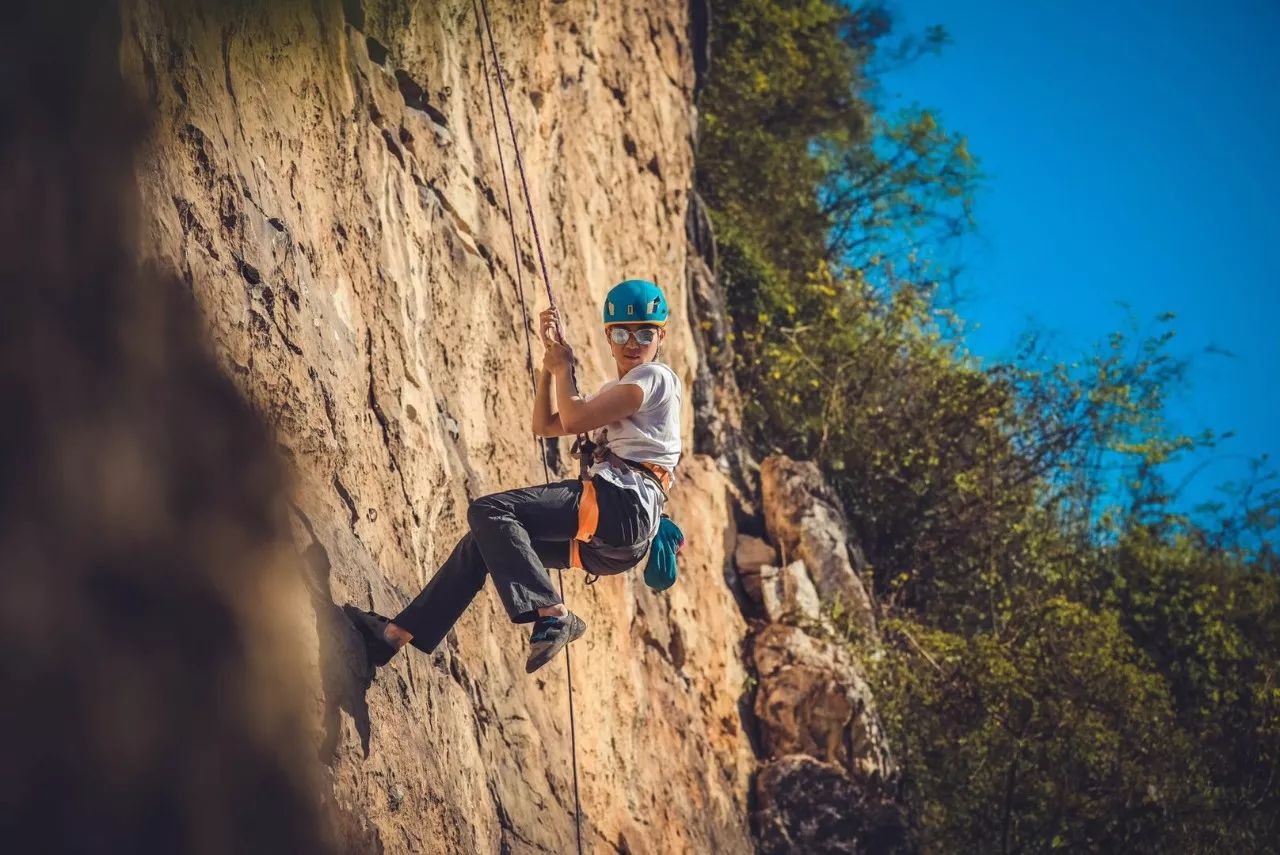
[473,2,585,853]
[472,0,548,481]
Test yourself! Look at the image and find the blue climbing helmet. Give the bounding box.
[603,279,669,327]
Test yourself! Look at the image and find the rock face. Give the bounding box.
[122,0,753,851]
[761,455,877,638]
[687,190,755,500]
[749,458,911,853]
[759,560,823,624]
[753,624,896,783]
[754,755,911,854]
[735,532,776,605]
[2,2,329,850]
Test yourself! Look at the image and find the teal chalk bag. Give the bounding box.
[643,515,685,592]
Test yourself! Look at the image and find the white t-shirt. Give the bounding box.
[585,361,682,536]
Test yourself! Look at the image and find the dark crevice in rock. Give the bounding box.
[258,284,275,319]
[278,330,303,356]
[172,195,218,260]
[220,25,236,104]
[342,0,364,31]
[237,258,261,285]
[365,35,388,66]
[333,474,359,526]
[473,175,497,207]
[366,329,420,527]
[422,102,448,127]
[690,0,711,100]
[179,123,213,183]
[366,329,394,466]
[247,308,271,348]
[381,129,404,166]
[394,68,428,111]
[395,68,448,126]
[685,191,756,503]
[310,366,340,440]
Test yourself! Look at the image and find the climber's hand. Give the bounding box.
[539,307,573,373]
[542,337,574,374]
[539,307,565,347]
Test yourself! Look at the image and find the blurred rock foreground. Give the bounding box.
[2,0,906,851]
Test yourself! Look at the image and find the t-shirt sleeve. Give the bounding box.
[619,362,674,412]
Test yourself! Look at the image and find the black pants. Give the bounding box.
[393,475,650,654]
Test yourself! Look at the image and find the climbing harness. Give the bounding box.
[568,428,675,585]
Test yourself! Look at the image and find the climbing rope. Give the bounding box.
[471,1,585,852]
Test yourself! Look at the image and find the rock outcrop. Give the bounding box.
[761,455,877,639]
[47,0,923,850]
[122,0,753,850]
[754,755,910,854]
[744,458,910,853]
[753,624,895,782]
[2,2,330,850]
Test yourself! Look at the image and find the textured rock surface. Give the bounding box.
[753,623,896,783]
[735,532,777,606]
[687,189,755,500]
[735,533,778,575]
[121,0,754,850]
[754,755,911,855]
[2,4,329,847]
[759,560,823,624]
[761,454,877,637]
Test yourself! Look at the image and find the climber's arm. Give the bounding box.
[531,368,568,437]
[552,366,642,435]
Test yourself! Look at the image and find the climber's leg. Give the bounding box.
[465,479,583,620]
[390,480,582,653]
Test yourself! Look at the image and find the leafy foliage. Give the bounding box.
[700,0,1280,850]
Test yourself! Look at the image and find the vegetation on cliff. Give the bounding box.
[698,0,1279,850]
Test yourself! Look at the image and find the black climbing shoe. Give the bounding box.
[525,611,587,674]
[343,605,398,668]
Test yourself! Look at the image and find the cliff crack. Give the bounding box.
[366,329,420,527]
[333,474,358,527]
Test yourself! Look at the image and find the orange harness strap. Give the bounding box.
[568,479,600,570]
[635,460,674,493]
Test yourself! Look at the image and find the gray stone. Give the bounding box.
[761,455,877,638]
[759,560,823,624]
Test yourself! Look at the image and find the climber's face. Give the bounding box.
[607,323,664,372]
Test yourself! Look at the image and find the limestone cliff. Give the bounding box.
[122,0,753,851]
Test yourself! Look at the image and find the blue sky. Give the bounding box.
[875,0,1279,530]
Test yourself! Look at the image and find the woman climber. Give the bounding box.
[345,279,683,674]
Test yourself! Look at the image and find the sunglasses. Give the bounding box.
[607,326,661,347]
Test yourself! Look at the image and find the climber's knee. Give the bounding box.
[466,494,502,533]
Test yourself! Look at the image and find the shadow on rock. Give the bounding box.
[293,513,375,760]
